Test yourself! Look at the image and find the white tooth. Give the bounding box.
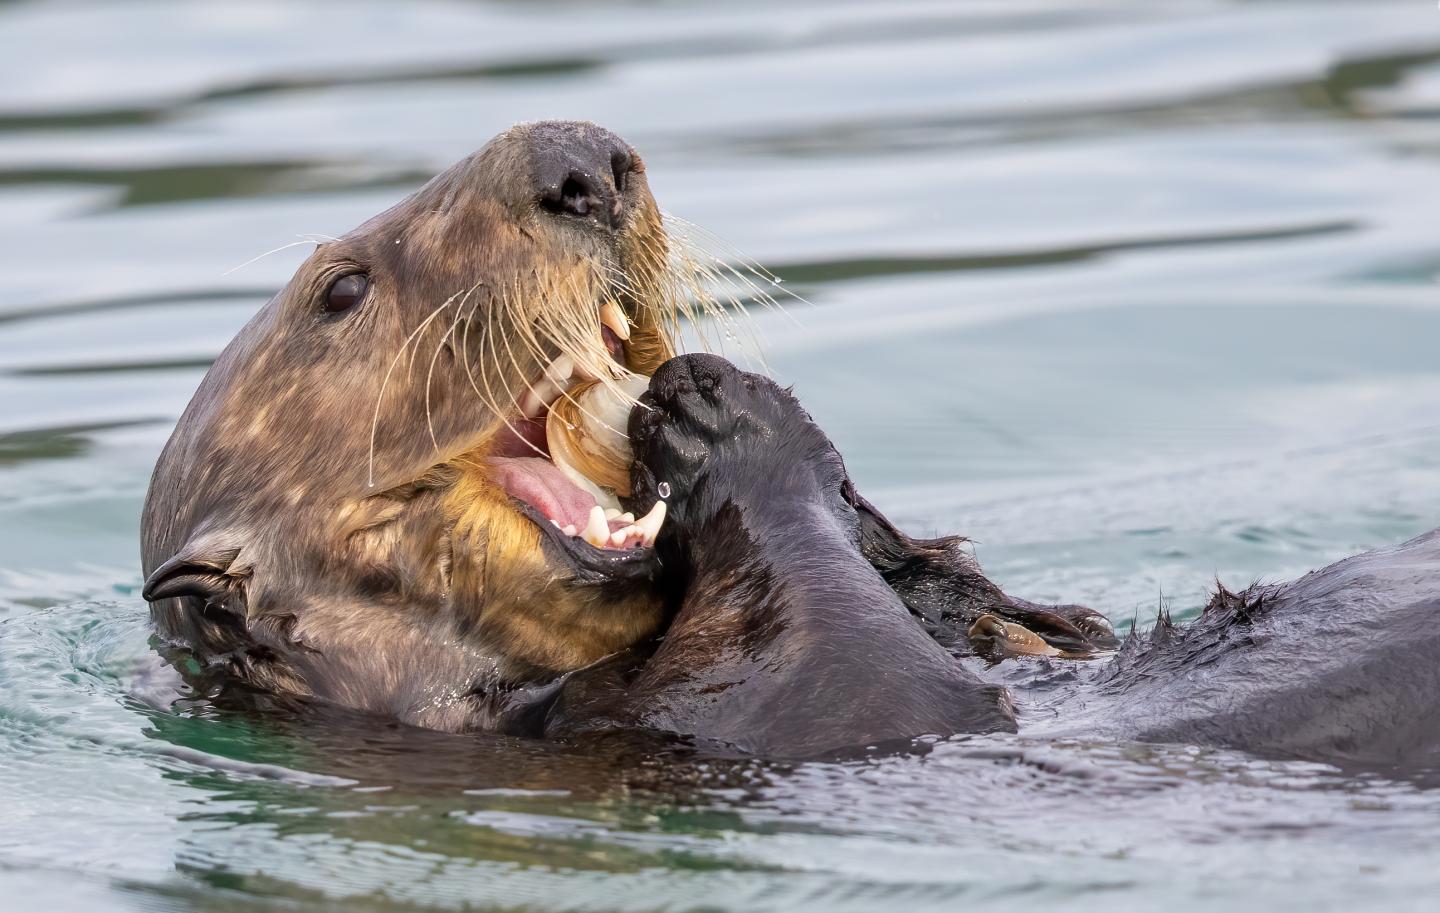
[599,301,631,341]
[604,508,622,520]
[519,354,576,418]
[561,524,577,537]
[635,499,666,547]
[617,512,634,523]
[572,357,601,383]
[610,525,642,548]
[550,519,561,528]
[546,353,577,385]
[582,505,610,547]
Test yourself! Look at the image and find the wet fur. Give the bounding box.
[139,123,1432,765]
[542,355,1440,768]
[1059,531,1440,767]
[543,355,1060,757]
[142,123,687,728]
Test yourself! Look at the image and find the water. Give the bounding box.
[3,1,1440,909]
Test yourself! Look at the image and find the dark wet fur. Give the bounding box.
[1059,537,1440,768]
[539,355,1102,758]
[854,496,1115,657]
[541,354,1440,768]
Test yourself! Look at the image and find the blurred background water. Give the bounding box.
[3,1,1440,911]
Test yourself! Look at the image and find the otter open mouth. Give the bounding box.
[484,302,666,554]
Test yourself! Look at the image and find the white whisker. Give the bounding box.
[366,289,470,487]
[221,235,337,277]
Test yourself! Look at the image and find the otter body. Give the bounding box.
[1048,529,1440,767]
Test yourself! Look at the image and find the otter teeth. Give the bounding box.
[609,525,642,547]
[634,500,666,548]
[599,301,631,341]
[581,505,610,548]
[519,354,576,419]
[569,501,664,549]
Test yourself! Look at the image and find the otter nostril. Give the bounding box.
[541,171,604,219]
[560,176,590,216]
[610,150,632,194]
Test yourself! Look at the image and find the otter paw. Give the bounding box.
[969,614,1063,661]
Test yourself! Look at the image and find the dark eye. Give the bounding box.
[324,273,369,313]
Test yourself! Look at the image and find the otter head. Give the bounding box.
[141,122,707,724]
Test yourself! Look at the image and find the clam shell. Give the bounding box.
[547,375,650,498]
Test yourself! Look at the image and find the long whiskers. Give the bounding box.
[662,212,807,311]
[221,234,341,277]
[423,281,488,455]
[366,287,474,487]
[366,215,791,482]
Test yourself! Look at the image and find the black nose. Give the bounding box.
[527,121,635,227]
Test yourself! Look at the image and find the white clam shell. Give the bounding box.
[546,374,650,498]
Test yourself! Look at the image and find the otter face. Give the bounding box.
[195,121,670,500]
[628,353,861,553]
[141,122,721,716]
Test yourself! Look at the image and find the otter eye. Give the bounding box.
[324,273,369,313]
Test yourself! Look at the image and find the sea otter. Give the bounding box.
[139,121,1434,766]
[140,121,1098,731]
[533,354,1440,768]
[141,121,682,730]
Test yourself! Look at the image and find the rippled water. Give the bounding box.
[4,2,1440,910]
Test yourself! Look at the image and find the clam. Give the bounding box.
[546,374,650,505]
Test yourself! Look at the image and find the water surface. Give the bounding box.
[3,2,1440,910]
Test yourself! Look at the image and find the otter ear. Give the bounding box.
[142,534,246,605]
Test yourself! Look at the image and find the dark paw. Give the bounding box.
[968,614,1063,661]
[974,600,1119,659]
[628,354,791,505]
[633,354,760,441]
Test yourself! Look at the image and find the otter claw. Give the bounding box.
[969,614,1062,659]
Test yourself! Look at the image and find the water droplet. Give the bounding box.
[657,482,671,499]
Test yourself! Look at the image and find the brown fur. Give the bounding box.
[442,455,664,679]
[141,122,689,730]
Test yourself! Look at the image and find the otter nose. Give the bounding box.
[529,122,634,228]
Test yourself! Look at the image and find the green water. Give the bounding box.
[4,1,1440,910]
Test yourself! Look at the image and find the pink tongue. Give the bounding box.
[487,457,597,530]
